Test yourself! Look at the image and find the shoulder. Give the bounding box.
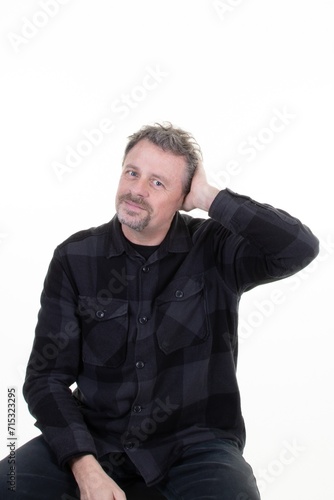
[180,211,220,232]
[179,212,224,243]
[55,220,113,256]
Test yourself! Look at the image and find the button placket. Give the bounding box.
[126,256,158,453]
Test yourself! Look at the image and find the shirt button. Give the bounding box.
[138,316,148,325]
[175,290,184,298]
[133,405,142,413]
[124,441,135,450]
[95,310,105,319]
[135,361,145,369]
[142,266,150,273]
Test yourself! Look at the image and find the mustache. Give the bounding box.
[118,194,153,213]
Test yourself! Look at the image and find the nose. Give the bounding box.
[130,177,149,198]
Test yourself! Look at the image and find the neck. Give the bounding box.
[121,224,169,246]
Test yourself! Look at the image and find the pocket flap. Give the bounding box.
[78,296,127,323]
[156,275,204,304]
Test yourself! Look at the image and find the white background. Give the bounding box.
[1,1,333,498]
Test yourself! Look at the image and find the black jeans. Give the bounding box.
[0,435,261,499]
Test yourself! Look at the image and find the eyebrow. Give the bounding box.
[124,164,169,185]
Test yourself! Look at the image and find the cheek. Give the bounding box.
[157,195,183,215]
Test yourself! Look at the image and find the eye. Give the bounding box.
[126,170,137,177]
[152,179,164,188]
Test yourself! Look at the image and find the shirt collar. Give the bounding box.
[105,212,192,259]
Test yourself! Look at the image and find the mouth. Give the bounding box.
[123,199,146,211]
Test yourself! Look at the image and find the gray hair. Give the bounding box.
[122,122,202,194]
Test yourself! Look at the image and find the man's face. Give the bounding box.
[115,139,187,241]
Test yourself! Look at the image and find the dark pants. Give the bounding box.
[0,435,261,499]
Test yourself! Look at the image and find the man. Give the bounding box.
[0,123,319,499]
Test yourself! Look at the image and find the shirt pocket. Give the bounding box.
[155,275,209,355]
[77,296,128,368]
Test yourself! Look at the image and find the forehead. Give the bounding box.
[123,139,187,177]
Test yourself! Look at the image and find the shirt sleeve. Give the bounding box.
[208,188,319,293]
[23,248,98,468]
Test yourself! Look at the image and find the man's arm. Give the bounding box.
[23,248,97,466]
[182,161,319,291]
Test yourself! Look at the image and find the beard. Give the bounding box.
[116,194,153,232]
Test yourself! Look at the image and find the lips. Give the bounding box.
[124,200,145,210]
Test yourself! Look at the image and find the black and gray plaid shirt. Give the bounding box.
[23,189,319,486]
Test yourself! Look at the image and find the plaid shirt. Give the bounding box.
[23,189,319,486]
